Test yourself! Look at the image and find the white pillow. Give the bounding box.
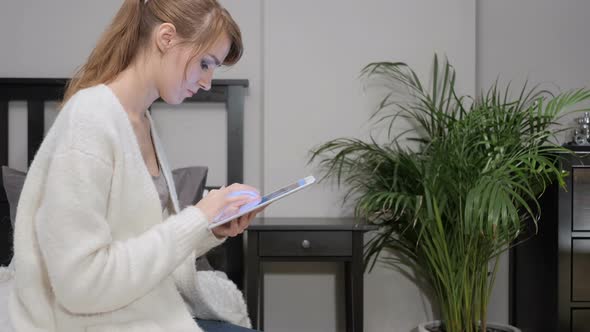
[191,270,251,328]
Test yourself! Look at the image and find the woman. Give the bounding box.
[9,0,261,331]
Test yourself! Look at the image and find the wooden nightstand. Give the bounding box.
[245,217,378,332]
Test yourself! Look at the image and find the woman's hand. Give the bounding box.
[211,205,267,238]
[194,183,264,238]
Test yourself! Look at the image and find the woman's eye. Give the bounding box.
[201,62,209,71]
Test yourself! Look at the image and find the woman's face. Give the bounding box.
[158,33,231,105]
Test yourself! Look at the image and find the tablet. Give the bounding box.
[207,175,316,229]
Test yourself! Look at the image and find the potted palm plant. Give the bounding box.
[309,54,590,332]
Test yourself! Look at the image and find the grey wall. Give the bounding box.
[477,0,590,93]
[2,0,589,331]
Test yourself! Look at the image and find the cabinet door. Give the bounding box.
[572,239,590,301]
[572,309,590,332]
[573,167,590,231]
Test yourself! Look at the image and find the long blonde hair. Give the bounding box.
[62,0,243,105]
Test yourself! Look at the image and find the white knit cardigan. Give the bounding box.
[8,84,250,332]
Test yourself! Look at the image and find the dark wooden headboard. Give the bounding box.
[0,78,249,289]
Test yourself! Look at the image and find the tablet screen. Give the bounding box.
[259,179,306,204]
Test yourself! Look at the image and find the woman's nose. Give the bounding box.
[198,79,211,91]
[198,72,213,91]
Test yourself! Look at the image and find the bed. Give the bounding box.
[0,77,250,329]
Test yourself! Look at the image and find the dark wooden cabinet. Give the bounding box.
[510,149,590,332]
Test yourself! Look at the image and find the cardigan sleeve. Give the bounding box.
[35,147,224,314]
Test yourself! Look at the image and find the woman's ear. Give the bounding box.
[155,23,177,53]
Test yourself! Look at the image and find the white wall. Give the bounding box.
[477,0,590,93]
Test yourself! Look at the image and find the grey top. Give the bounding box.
[152,171,169,211]
[148,119,170,212]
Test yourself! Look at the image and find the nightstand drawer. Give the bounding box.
[259,231,352,256]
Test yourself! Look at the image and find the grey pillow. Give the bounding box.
[1,165,215,271]
[171,166,208,209]
[170,166,215,271]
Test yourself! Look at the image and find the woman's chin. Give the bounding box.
[161,95,184,105]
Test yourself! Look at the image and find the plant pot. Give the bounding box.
[417,320,521,332]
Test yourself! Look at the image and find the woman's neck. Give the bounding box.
[107,57,159,123]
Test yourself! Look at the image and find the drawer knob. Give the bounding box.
[301,239,311,249]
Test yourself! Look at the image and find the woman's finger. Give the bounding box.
[225,183,261,195]
[226,194,257,204]
[231,220,240,237]
[235,217,245,234]
[239,215,251,232]
[236,216,246,229]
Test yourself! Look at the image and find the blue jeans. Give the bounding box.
[195,319,259,332]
